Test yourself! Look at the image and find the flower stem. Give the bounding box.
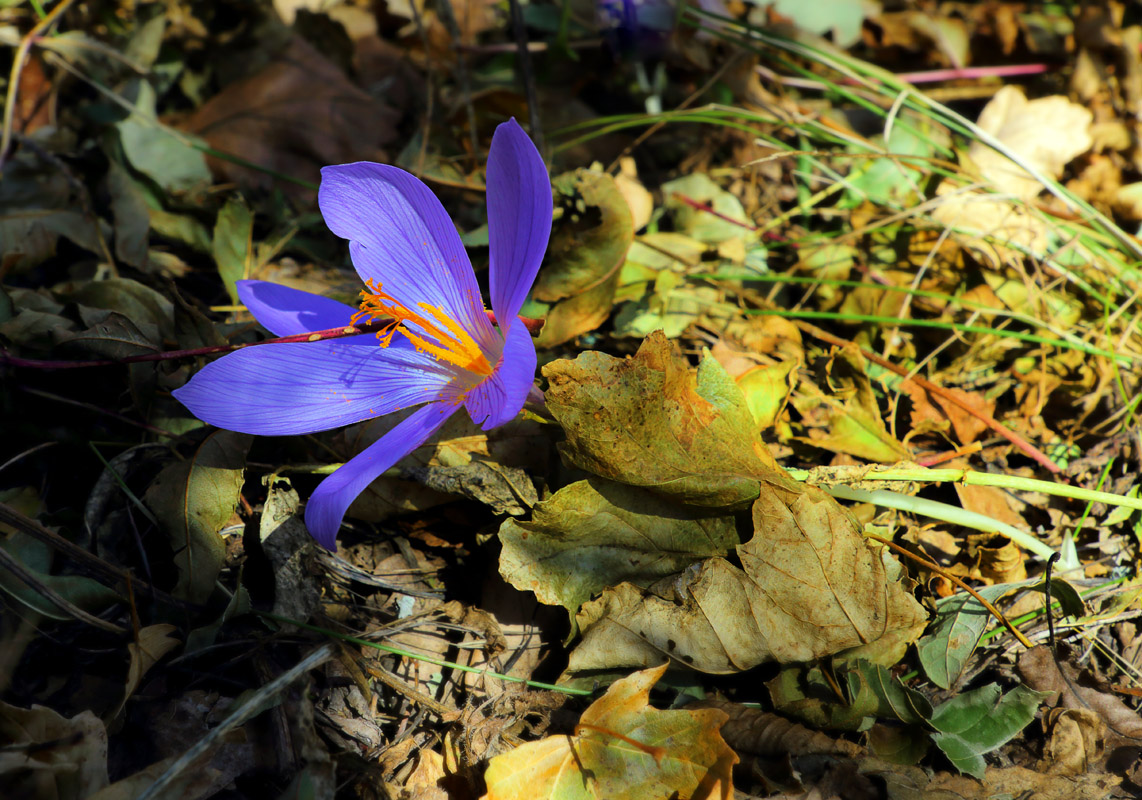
[0,311,544,370]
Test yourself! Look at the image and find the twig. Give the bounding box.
[0,0,76,171]
[134,644,336,800]
[0,503,189,610]
[507,0,543,153]
[748,305,1063,475]
[864,532,1035,649]
[0,547,127,635]
[435,0,480,162]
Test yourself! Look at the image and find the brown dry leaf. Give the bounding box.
[113,624,181,719]
[1018,645,1142,744]
[481,664,736,800]
[567,485,928,674]
[182,37,398,198]
[693,698,863,758]
[0,702,108,800]
[1041,708,1105,776]
[969,86,1094,200]
[862,759,1121,799]
[538,335,926,675]
[904,384,995,447]
[972,534,1027,584]
[931,86,1092,266]
[955,483,1028,531]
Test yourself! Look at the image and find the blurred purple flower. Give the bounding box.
[174,119,552,551]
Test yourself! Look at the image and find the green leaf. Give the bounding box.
[770,0,869,48]
[105,160,152,269]
[499,478,739,632]
[544,331,779,507]
[0,534,121,621]
[144,431,252,603]
[929,684,1047,778]
[212,195,255,303]
[767,660,932,731]
[916,583,1017,690]
[116,80,212,195]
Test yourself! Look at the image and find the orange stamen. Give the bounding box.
[352,279,492,376]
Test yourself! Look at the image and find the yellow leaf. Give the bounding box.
[482,665,736,800]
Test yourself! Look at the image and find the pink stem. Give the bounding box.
[1,311,544,370]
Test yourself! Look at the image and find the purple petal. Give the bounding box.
[173,338,459,436]
[319,163,494,344]
[236,280,361,339]
[486,119,552,326]
[464,321,536,430]
[304,402,456,550]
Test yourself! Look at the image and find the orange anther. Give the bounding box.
[352,279,492,376]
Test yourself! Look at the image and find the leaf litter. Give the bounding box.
[2,1,1142,799]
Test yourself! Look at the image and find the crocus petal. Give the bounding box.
[464,321,536,430]
[486,119,553,326]
[236,280,361,339]
[319,163,494,343]
[304,402,456,550]
[173,338,458,436]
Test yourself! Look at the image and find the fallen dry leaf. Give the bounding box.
[181,37,399,199]
[969,86,1094,200]
[535,334,927,675]
[481,664,736,800]
[1019,644,1142,744]
[930,86,1093,266]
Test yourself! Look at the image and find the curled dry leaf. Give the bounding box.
[481,664,736,800]
[692,697,864,758]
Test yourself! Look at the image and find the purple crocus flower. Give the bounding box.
[174,119,552,551]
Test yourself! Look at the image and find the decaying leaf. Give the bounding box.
[930,86,1093,266]
[530,169,634,346]
[143,430,252,603]
[0,701,109,800]
[692,697,864,758]
[499,477,739,630]
[1019,644,1142,743]
[533,334,926,675]
[113,624,181,719]
[544,331,780,507]
[181,37,399,197]
[481,664,736,800]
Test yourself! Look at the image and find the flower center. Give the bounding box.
[352,279,493,376]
